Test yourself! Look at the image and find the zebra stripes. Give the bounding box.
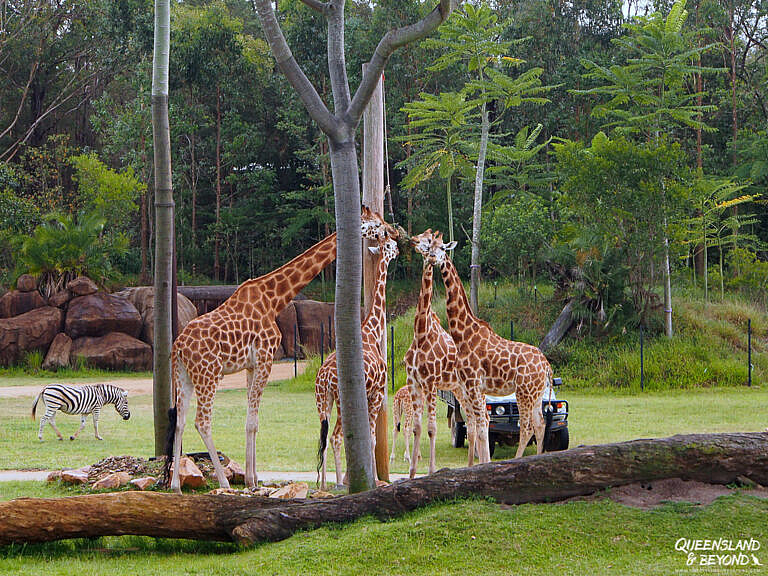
[32,384,131,441]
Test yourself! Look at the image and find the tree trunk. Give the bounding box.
[151,0,174,457]
[214,85,222,282]
[361,65,389,483]
[663,217,673,338]
[539,301,574,352]
[2,433,766,547]
[330,137,376,493]
[469,101,489,314]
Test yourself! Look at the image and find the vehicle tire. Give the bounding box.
[450,412,465,448]
[547,428,569,452]
[488,434,496,458]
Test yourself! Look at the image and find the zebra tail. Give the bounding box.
[162,406,178,487]
[316,418,329,484]
[31,393,41,420]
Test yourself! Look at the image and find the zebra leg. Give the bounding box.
[38,407,52,441]
[92,407,103,440]
[48,412,65,441]
[70,415,87,440]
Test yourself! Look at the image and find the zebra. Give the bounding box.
[31,384,131,441]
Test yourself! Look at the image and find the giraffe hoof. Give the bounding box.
[69,436,75,441]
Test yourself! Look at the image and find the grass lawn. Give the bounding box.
[1,493,766,575]
[2,373,767,473]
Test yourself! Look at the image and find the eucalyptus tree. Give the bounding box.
[251,0,459,493]
[151,0,174,455]
[575,0,720,337]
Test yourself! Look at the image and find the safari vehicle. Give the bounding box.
[438,377,569,457]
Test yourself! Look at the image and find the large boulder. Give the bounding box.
[70,332,152,371]
[114,287,197,346]
[65,293,142,339]
[48,289,73,309]
[16,274,37,292]
[0,306,63,365]
[66,276,98,296]
[0,290,47,318]
[42,332,72,371]
[275,302,298,359]
[294,300,335,356]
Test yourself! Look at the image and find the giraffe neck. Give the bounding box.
[361,253,389,348]
[439,257,481,342]
[413,262,434,339]
[234,232,337,314]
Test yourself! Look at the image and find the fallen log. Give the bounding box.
[539,300,573,353]
[1,432,766,547]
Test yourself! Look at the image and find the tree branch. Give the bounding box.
[327,0,351,119]
[347,0,458,125]
[298,0,328,14]
[252,0,341,139]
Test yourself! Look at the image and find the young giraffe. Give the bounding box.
[166,207,396,493]
[405,230,486,479]
[423,231,553,463]
[315,237,398,490]
[389,385,414,465]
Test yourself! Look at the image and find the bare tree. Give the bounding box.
[251,0,458,492]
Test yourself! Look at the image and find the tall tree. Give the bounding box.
[151,0,174,456]
[252,0,458,493]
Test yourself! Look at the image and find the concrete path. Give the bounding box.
[0,361,308,399]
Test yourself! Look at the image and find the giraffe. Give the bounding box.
[405,230,486,479]
[165,207,397,493]
[389,385,414,465]
[315,236,398,490]
[422,231,553,463]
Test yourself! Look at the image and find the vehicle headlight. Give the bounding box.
[494,405,506,416]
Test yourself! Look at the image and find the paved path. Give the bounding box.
[0,361,308,399]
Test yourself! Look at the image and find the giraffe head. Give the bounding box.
[368,236,399,265]
[361,205,398,242]
[411,229,455,266]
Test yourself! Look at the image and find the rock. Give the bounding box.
[61,467,90,484]
[178,456,206,488]
[309,490,335,499]
[250,487,276,497]
[48,289,72,308]
[269,482,309,500]
[223,459,245,485]
[65,293,142,339]
[47,470,62,482]
[294,300,335,356]
[66,276,98,296]
[16,274,37,292]
[0,306,63,365]
[114,287,197,346]
[208,488,242,496]
[70,332,152,371]
[92,471,132,490]
[275,302,299,358]
[130,477,157,491]
[0,290,47,318]
[42,333,72,371]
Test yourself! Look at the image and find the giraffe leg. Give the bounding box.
[389,406,399,465]
[515,401,534,459]
[245,363,269,489]
[70,415,87,440]
[453,387,477,467]
[532,396,547,454]
[403,415,412,464]
[426,387,438,475]
[331,413,344,488]
[193,364,230,489]
[467,380,491,464]
[407,374,424,479]
[171,361,193,494]
[92,407,103,440]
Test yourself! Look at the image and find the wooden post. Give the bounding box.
[362,63,388,482]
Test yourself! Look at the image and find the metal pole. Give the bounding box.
[534,285,538,306]
[390,325,395,393]
[320,323,324,364]
[640,324,644,392]
[510,320,514,341]
[293,323,298,379]
[748,318,752,387]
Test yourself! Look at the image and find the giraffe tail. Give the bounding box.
[316,418,329,486]
[162,406,178,487]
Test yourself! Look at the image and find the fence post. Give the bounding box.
[640,324,644,392]
[510,320,514,341]
[293,323,298,379]
[320,323,324,365]
[534,285,538,306]
[390,325,395,393]
[748,318,752,387]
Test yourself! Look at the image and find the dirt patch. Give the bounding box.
[568,478,768,509]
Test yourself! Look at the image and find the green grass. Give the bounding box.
[4,373,767,472]
[2,494,767,575]
[0,367,151,387]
